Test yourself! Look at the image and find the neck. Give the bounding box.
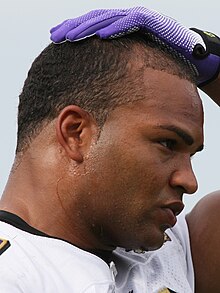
[0,157,114,253]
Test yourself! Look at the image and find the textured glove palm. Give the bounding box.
[50,7,220,87]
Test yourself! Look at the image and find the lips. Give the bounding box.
[161,201,184,228]
[162,207,178,228]
[166,201,185,216]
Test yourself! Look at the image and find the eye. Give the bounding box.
[159,139,177,151]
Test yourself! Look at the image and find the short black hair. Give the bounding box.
[16,33,196,153]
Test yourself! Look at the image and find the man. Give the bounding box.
[50,7,220,293]
[0,7,216,293]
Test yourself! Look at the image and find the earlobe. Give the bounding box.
[56,105,95,163]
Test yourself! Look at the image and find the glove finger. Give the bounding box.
[50,9,113,43]
[96,8,152,38]
[50,20,69,34]
[96,14,143,39]
[66,15,123,41]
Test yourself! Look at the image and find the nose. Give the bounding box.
[169,158,198,195]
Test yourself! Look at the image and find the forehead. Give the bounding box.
[133,69,203,120]
[107,69,204,144]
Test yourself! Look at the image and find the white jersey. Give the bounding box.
[0,211,193,293]
[0,211,116,293]
[113,212,194,293]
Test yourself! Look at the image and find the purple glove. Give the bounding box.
[50,7,220,87]
[50,9,126,42]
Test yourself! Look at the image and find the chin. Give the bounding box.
[139,231,165,252]
[147,241,164,251]
[119,227,166,252]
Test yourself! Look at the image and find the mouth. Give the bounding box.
[161,201,184,229]
[162,208,177,228]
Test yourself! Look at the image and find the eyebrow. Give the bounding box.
[157,125,204,152]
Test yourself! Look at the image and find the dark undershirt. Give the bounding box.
[0,210,113,265]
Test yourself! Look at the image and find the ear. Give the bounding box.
[56,105,98,163]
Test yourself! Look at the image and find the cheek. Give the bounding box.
[110,149,168,203]
[119,146,168,182]
[86,139,173,204]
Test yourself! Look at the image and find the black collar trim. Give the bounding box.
[0,210,113,264]
[0,210,47,237]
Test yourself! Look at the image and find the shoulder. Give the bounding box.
[0,220,115,292]
[0,223,25,291]
[186,191,220,293]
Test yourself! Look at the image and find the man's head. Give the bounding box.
[13,33,203,252]
[16,33,195,153]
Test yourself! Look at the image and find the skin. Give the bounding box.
[0,59,204,254]
[185,76,220,293]
[201,75,220,106]
[187,191,220,293]
[78,69,204,252]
